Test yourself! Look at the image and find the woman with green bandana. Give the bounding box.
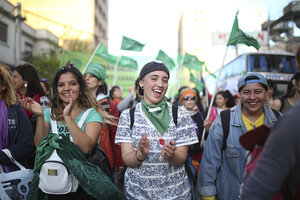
[115,61,198,199]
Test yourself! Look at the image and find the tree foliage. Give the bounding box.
[32,48,61,85]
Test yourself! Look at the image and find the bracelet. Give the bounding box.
[135,150,145,162]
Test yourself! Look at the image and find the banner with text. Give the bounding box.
[212,31,268,46]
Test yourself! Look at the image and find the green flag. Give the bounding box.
[118,56,138,69]
[95,44,117,64]
[205,65,216,79]
[227,12,260,50]
[120,36,145,51]
[156,50,175,71]
[190,72,204,91]
[183,53,204,71]
[60,50,110,72]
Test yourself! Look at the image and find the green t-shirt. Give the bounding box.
[44,108,103,138]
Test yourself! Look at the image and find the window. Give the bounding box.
[23,42,33,62]
[0,21,8,43]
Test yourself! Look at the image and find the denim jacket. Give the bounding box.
[197,102,279,200]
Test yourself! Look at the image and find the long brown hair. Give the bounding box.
[51,65,114,124]
[0,64,16,106]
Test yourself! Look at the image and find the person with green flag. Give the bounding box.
[115,61,198,199]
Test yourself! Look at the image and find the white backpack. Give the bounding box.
[38,108,92,195]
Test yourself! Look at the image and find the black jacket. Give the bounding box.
[0,104,34,171]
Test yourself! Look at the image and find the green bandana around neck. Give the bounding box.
[141,97,170,135]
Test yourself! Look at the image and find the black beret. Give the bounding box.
[138,61,170,95]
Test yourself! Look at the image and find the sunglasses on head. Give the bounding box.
[61,64,74,70]
[183,96,196,101]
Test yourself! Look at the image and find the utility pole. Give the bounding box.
[15,3,25,66]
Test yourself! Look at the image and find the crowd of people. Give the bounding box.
[0,58,300,199]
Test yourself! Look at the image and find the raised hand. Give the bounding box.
[63,89,77,117]
[161,140,176,160]
[136,133,149,160]
[18,97,43,116]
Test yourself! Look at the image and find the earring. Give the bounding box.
[24,83,28,88]
[141,86,144,89]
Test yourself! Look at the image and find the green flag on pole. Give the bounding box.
[95,44,117,64]
[183,53,204,71]
[177,53,183,66]
[205,65,216,78]
[121,36,145,51]
[59,50,110,72]
[156,50,176,71]
[118,56,138,69]
[190,72,204,91]
[227,11,260,50]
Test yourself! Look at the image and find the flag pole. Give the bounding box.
[172,53,186,102]
[82,42,102,73]
[112,57,119,86]
[200,46,228,148]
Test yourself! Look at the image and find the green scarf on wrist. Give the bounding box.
[141,97,170,135]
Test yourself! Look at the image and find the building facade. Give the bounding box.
[8,0,109,49]
[0,0,58,67]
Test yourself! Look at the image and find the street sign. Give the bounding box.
[212,31,269,46]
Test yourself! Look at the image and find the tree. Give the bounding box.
[32,47,61,85]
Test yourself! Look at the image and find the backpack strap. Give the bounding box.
[172,104,178,127]
[77,108,93,128]
[271,109,280,119]
[129,107,136,129]
[50,108,93,134]
[220,109,231,151]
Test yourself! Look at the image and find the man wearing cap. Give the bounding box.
[197,72,280,200]
[115,61,198,199]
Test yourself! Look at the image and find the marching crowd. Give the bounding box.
[0,59,300,200]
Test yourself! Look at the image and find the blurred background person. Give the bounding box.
[11,63,49,168]
[12,63,49,130]
[267,79,281,111]
[84,62,124,183]
[40,78,51,98]
[109,85,123,105]
[0,64,34,172]
[209,90,235,124]
[179,87,211,175]
[279,72,300,113]
[172,86,188,106]
[40,79,51,110]
[110,85,135,114]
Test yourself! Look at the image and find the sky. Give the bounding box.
[107,0,293,72]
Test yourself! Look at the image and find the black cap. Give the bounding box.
[138,61,170,95]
